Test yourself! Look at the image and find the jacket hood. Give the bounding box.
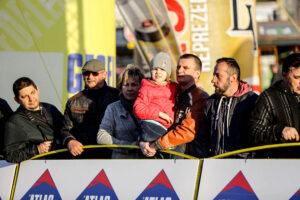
[233,80,253,97]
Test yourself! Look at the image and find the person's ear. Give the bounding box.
[282,71,290,83]
[194,70,201,79]
[282,71,287,78]
[230,73,238,82]
[14,97,20,104]
[103,71,108,79]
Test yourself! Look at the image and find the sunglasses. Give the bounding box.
[83,71,100,76]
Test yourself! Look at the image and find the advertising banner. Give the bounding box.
[0,0,116,111]
[0,161,16,200]
[198,159,300,200]
[166,0,260,94]
[14,159,200,199]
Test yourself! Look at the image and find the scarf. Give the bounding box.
[120,94,135,112]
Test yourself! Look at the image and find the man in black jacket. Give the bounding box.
[249,52,300,158]
[3,77,63,163]
[61,59,119,157]
[0,98,13,159]
[195,57,258,157]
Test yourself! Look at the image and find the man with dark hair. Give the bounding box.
[61,59,119,157]
[0,98,13,159]
[194,57,258,157]
[140,53,208,157]
[3,77,63,163]
[249,52,300,158]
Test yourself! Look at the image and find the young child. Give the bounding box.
[133,52,178,143]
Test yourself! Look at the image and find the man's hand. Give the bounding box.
[159,112,173,124]
[282,127,300,141]
[67,140,84,156]
[38,141,52,154]
[139,141,156,157]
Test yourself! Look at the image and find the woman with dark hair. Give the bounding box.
[97,64,144,158]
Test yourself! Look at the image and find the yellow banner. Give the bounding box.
[0,0,116,110]
[65,0,116,99]
[166,0,260,94]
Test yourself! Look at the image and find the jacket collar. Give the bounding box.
[179,84,196,96]
[271,80,299,97]
[119,105,129,118]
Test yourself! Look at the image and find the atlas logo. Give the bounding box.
[290,188,300,200]
[136,169,179,200]
[214,171,258,200]
[21,169,62,200]
[76,169,118,200]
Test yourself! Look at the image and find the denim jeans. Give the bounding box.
[140,120,167,142]
[140,120,185,158]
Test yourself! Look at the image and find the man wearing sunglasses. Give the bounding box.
[61,59,119,157]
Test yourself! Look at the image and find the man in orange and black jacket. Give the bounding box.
[140,53,208,157]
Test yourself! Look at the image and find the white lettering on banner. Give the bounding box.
[6,0,42,39]
[143,197,172,200]
[0,0,64,50]
[0,10,33,49]
[84,195,111,200]
[37,0,64,20]
[189,0,211,72]
[29,194,54,200]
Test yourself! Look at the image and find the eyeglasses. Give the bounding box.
[83,71,100,76]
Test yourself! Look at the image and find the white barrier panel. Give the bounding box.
[198,159,300,200]
[0,160,16,200]
[14,159,199,199]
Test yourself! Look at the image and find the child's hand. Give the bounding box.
[159,112,173,124]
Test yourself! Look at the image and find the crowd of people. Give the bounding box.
[0,52,299,163]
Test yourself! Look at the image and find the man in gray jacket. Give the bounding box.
[195,57,258,157]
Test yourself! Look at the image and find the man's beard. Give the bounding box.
[215,79,230,95]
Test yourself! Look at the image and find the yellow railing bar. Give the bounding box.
[9,163,19,200]
[210,142,300,159]
[30,144,198,160]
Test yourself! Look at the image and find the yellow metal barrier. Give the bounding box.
[30,144,199,160]
[210,142,300,159]
[30,143,300,160]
